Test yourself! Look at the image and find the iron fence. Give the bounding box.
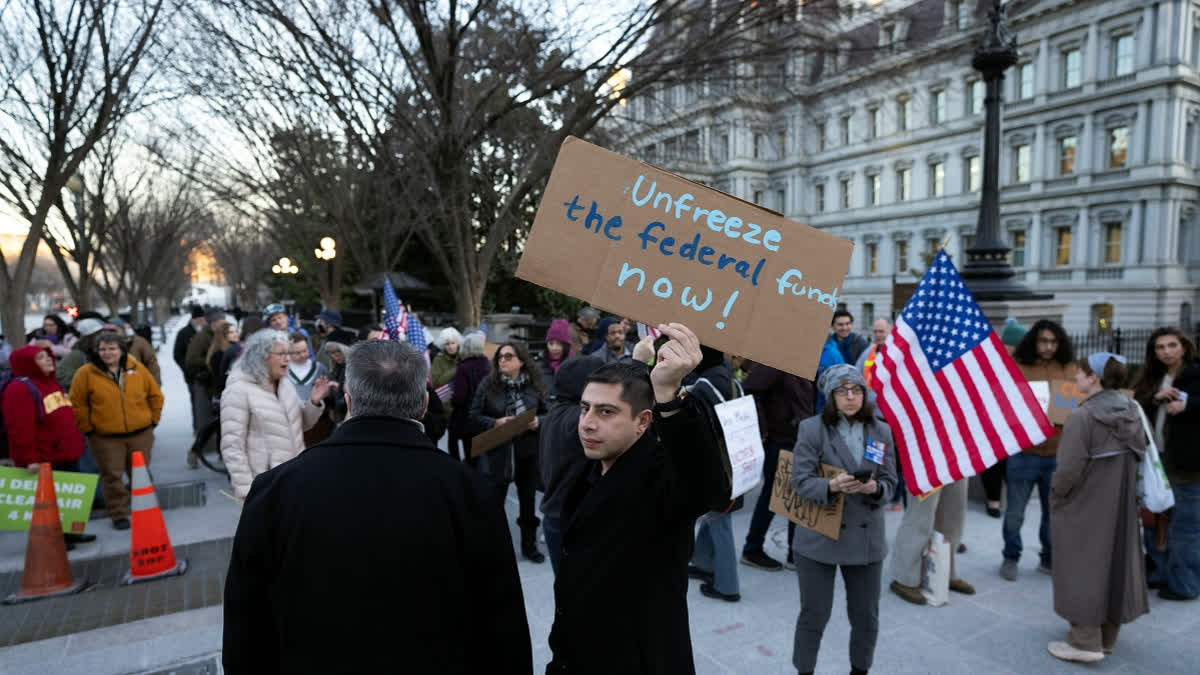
[1067,328,1196,365]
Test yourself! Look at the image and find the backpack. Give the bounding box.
[0,374,45,461]
[686,375,748,512]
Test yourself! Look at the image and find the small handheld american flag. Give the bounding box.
[869,250,1054,496]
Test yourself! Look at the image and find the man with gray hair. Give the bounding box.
[223,339,531,674]
[569,306,600,356]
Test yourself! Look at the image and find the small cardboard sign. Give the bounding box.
[516,136,853,379]
[0,467,98,533]
[1048,379,1085,426]
[769,450,844,541]
[470,409,538,457]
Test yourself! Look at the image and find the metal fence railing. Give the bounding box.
[1067,328,1196,365]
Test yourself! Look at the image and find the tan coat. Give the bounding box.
[1017,359,1076,456]
[1051,389,1149,626]
[219,366,324,498]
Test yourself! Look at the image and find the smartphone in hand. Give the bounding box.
[851,469,874,483]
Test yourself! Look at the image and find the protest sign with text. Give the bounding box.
[1047,379,1085,426]
[0,467,98,533]
[769,451,844,541]
[516,137,853,379]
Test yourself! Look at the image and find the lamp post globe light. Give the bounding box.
[272,257,299,303]
[961,0,1042,302]
[314,237,336,306]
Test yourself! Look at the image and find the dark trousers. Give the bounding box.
[981,457,1006,502]
[544,515,563,574]
[489,452,540,533]
[744,441,792,554]
[792,556,881,673]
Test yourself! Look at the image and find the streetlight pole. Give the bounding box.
[961,0,1040,301]
[314,237,336,308]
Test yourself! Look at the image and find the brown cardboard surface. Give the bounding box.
[1048,379,1085,426]
[769,450,844,541]
[515,136,853,379]
[470,409,538,458]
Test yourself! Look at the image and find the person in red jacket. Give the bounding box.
[3,344,94,548]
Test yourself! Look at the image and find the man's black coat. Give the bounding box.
[223,415,532,674]
[546,401,729,674]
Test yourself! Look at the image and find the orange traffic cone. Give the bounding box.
[121,451,187,585]
[4,464,87,604]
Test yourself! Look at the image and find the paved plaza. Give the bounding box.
[0,317,1197,674]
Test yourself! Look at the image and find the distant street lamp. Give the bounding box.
[314,237,336,304]
[272,256,299,304]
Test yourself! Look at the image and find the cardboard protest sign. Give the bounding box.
[769,451,844,541]
[516,137,853,379]
[1048,379,1085,426]
[470,409,538,458]
[0,467,98,533]
[1028,381,1051,416]
[713,395,765,499]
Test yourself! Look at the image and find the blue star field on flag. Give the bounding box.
[382,277,404,342]
[901,250,992,371]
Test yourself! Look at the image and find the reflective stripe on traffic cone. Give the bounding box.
[4,464,87,604]
[121,451,187,585]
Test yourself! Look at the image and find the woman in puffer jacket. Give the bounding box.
[219,330,332,498]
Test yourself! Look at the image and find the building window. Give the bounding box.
[753,133,763,159]
[969,80,985,115]
[777,131,787,158]
[868,174,881,206]
[1109,126,1128,168]
[1013,144,1031,183]
[1091,303,1114,334]
[1059,136,1077,175]
[866,243,878,275]
[962,234,975,253]
[895,239,909,273]
[840,114,851,145]
[1011,230,1026,267]
[776,189,786,212]
[643,143,658,162]
[1194,24,1200,67]
[966,155,981,192]
[863,303,875,325]
[898,98,912,131]
[869,108,881,139]
[815,184,826,212]
[816,122,826,152]
[953,0,969,30]
[1018,63,1035,99]
[930,162,945,197]
[1055,226,1072,266]
[931,89,947,124]
[840,178,851,209]
[717,134,729,162]
[896,168,911,201]
[1187,121,1197,165]
[753,190,764,205]
[925,237,941,261]
[1062,47,1082,88]
[1104,223,1122,263]
[882,24,897,49]
[1113,34,1134,77]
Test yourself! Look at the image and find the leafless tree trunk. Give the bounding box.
[0,0,167,345]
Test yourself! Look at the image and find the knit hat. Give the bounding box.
[545,318,571,345]
[75,318,105,337]
[262,303,286,322]
[190,306,205,319]
[999,318,1027,346]
[818,363,867,400]
[316,309,343,327]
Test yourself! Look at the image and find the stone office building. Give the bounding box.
[613,0,1200,333]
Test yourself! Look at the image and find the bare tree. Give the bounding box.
[0,0,167,345]
[206,213,276,308]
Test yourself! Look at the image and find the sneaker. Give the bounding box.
[949,578,976,595]
[740,549,783,571]
[957,543,967,554]
[699,582,741,602]
[1037,563,1052,576]
[999,559,1019,581]
[784,551,796,570]
[889,580,926,605]
[1047,641,1104,663]
[64,533,97,544]
[687,565,714,583]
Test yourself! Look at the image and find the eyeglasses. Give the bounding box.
[498,353,518,361]
[268,351,289,358]
[833,386,865,397]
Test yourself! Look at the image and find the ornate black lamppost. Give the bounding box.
[962,0,1042,301]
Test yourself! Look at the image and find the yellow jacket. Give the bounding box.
[70,355,164,436]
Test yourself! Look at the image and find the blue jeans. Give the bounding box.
[1164,483,1200,598]
[693,511,739,594]
[1002,453,1055,565]
[543,515,563,575]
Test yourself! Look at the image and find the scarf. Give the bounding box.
[502,373,529,416]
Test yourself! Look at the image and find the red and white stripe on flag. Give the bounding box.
[869,250,1055,496]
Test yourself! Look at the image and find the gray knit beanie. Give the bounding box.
[818,363,867,399]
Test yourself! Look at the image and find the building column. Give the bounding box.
[1151,98,1169,162]
[1029,211,1043,272]
[1075,205,1090,267]
[1033,122,1046,182]
[1159,1,1175,63]
[1129,200,1145,264]
[1140,99,1154,163]
[1080,113,1095,174]
[1140,4,1158,67]
[1084,22,1100,84]
[1037,37,1050,97]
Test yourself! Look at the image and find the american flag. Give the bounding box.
[870,250,1054,496]
[381,277,406,342]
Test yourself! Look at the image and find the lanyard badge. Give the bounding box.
[864,439,886,465]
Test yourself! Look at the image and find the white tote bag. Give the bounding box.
[920,531,951,607]
[1135,404,1175,514]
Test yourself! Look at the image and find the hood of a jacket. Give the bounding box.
[1084,389,1143,445]
[551,355,604,402]
[9,345,56,382]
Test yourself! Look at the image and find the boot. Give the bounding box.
[521,527,546,564]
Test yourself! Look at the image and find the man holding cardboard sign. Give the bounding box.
[516,136,853,380]
[547,323,729,674]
